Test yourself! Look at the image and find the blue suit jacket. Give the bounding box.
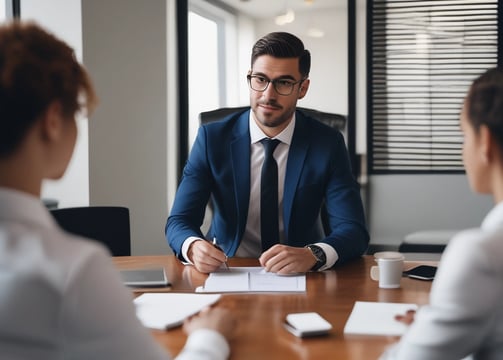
[166,109,369,265]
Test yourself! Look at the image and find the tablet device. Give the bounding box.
[119,268,170,287]
[403,265,437,281]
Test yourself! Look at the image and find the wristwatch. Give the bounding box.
[306,244,326,271]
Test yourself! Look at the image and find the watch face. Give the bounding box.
[308,245,326,270]
[310,245,326,262]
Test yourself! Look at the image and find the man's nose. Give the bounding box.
[262,82,278,98]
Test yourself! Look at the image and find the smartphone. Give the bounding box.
[284,312,332,337]
[403,265,437,281]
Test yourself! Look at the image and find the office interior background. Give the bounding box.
[6,0,499,255]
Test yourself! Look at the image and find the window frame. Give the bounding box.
[367,0,501,175]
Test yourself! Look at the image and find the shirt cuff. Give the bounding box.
[178,328,230,360]
[314,242,338,270]
[181,236,203,264]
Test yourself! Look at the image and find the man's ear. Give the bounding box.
[298,79,310,99]
[40,101,63,142]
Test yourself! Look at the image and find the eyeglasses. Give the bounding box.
[247,74,304,96]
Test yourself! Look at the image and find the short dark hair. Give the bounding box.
[466,67,503,146]
[251,32,310,78]
[0,21,97,157]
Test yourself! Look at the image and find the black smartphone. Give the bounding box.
[403,265,437,281]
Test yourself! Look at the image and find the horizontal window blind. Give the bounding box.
[369,0,499,173]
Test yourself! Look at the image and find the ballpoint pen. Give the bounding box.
[212,237,229,269]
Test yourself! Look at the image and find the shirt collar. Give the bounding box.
[481,200,503,230]
[0,187,56,230]
[249,110,295,145]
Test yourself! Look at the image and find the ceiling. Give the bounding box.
[216,0,344,19]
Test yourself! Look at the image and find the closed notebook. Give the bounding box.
[344,301,418,336]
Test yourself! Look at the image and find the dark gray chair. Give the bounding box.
[398,230,456,254]
[199,106,347,237]
[42,198,59,210]
[50,206,131,256]
[199,106,346,133]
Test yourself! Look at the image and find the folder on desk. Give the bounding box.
[196,267,306,293]
[343,301,418,336]
[133,293,221,330]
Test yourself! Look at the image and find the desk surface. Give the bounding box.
[113,256,433,360]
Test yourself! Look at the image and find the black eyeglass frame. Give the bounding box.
[247,74,306,96]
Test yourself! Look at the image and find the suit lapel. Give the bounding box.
[231,111,251,243]
[283,113,310,240]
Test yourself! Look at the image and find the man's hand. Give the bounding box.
[188,240,227,273]
[258,244,317,274]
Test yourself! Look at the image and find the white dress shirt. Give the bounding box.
[380,201,503,360]
[0,188,229,360]
[183,112,338,269]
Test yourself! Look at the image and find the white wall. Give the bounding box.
[82,0,175,255]
[254,6,347,116]
[21,0,89,208]
[368,175,493,247]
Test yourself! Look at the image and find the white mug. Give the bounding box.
[370,252,404,289]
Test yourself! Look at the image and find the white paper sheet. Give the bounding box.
[196,267,306,293]
[133,293,221,330]
[343,301,418,336]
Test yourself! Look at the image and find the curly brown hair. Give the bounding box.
[0,20,97,156]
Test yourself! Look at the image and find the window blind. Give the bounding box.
[369,0,499,173]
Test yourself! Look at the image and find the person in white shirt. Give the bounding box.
[0,20,235,360]
[380,67,503,359]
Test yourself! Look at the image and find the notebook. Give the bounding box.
[133,293,222,329]
[343,301,418,336]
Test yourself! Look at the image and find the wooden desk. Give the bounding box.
[113,256,433,360]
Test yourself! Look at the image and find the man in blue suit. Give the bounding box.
[166,32,368,274]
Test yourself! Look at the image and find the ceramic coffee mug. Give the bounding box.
[370,251,405,289]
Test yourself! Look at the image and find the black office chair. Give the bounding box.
[199,106,346,237]
[50,206,131,256]
[199,106,346,132]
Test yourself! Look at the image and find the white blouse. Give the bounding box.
[380,201,503,360]
[0,188,229,360]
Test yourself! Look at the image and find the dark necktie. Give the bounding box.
[260,138,281,252]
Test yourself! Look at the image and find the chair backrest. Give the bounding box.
[199,106,346,133]
[50,206,131,256]
[198,106,345,237]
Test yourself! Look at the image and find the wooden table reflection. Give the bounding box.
[113,255,432,360]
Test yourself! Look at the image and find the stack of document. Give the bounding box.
[196,267,306,293]
[134,293,221,330]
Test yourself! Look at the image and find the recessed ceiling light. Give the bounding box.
[307,28,325,38]
[275,8,295,26]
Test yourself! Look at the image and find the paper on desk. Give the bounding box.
[133,293,221,330]
[196,267,306,293]
[343,301,418,336]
